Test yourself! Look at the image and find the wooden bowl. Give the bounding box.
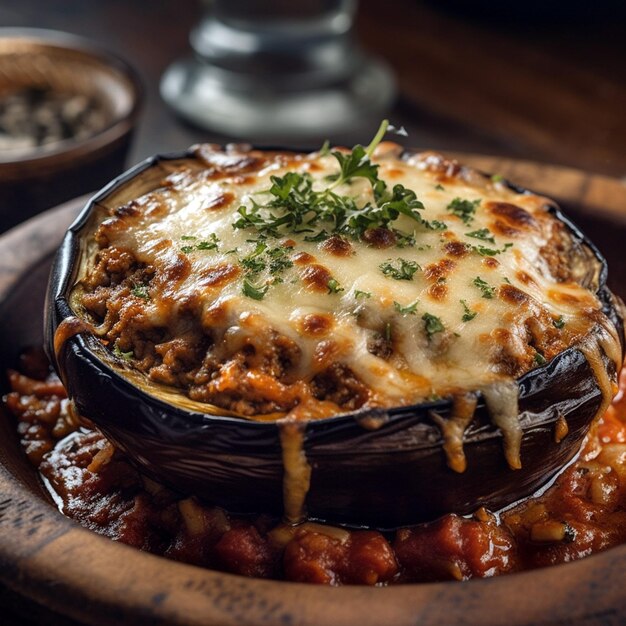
[0,28,142,233]
[1,155,626,624]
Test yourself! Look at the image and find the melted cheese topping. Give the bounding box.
[83,144,613,418]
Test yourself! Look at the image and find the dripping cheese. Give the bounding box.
[72,143,619,421]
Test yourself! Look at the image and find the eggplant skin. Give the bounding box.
[45,147,625,530]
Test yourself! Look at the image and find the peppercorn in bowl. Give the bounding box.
[0,28,142,231]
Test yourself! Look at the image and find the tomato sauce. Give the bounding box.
[4,348,626,585]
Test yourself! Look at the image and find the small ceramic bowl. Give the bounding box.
[0,28,142,232]
[44,146,625,529]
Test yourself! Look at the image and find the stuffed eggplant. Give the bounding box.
[45,127,625,529]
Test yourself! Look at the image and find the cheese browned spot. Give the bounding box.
[301,264,333,293]
[427,282,448,301]
[362,227,397,248]
[299,314,334,337]
[205,191,235,211]
[199,263,240,288]
[320,235,353,257]
[444,241,470,258]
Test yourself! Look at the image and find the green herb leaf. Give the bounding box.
[447,197,481,225]
[465,228,495,244]
[473,276,496,299]
[266,246,294,275]
[435,184,445,191]
[422,312,445,339]
[460,299,477,322]
[329,145,380,187]
[491,174,504,183]
[534,352,547,365]
[196,235,220,251]
[472,245,500,257]
[380,258,421,281]
[327,278,344,294]
[113,344,133,361]
[180,233,220,253]
[242,279,269,300]
[394,300,419,315]
[231,121,437,246]
[326,121,389,189]
[354,290,372,299]
[131,283,150,301]
[553,315,565,329]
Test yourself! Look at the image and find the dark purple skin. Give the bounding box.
[45,147,625,530]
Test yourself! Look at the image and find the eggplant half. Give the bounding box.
[45,147,625,530]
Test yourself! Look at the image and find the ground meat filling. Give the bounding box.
[78,245,368,416]
[5,349,626,586]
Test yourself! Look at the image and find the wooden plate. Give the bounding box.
[1,155,626,626]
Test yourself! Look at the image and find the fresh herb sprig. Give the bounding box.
[232,120,441,245]
[465,228,495,244]
[422,313,444,339]
[180,233,220,253]
[394,300,419,315]
[380,258,421,281]
[460,299,477,322]
[473,276,496,299]
[447,198,480,225]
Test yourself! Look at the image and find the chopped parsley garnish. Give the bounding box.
[435,184,445,191]
[232,120,443,246]
[380,258,420,281]
[266,246,294,275]
[196,237,220,250]
[460,299,477,322]
[534,352,547,365]
[465,228,495,244]
[354,290,372,299]
[131,283,150,301]
[447,197,480,225]
[394,300,419,315]
[238,242,294,297]
[113,344,133,361]
[327,278,344,294]
[242,279,269,300]
[422,313,444,339]
[326,119,385,187]
[241,242,267,274]
[473,276,496,299]
[470,242,513,257]
[553,316,565,329]
[491,174,504,183]
[180,233,220,253]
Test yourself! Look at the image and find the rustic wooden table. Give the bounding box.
[1,1,625,623]
[1,0,625,177]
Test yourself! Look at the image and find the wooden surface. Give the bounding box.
[1,0,625,180]
[0,156,626,625]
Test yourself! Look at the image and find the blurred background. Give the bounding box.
[0,0,626,227]
[1,1,626,621]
